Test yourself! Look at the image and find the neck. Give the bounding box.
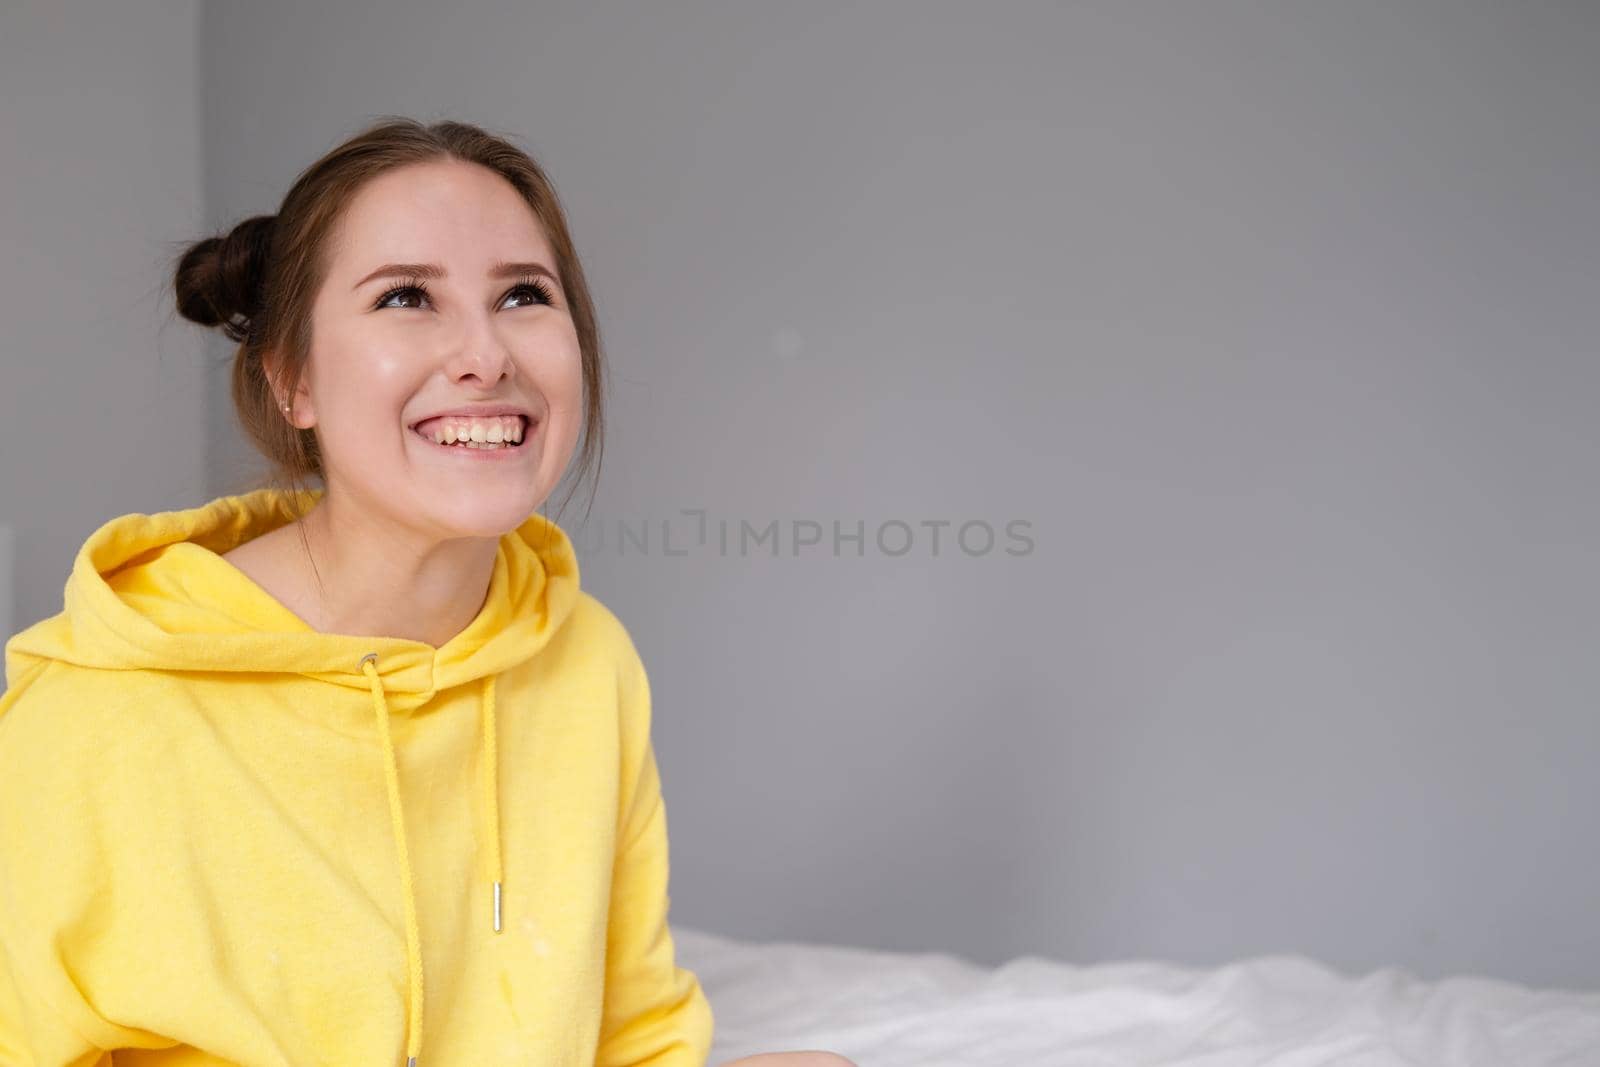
[289,490,498,649]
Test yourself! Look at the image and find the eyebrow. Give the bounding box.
[352,260,560,291]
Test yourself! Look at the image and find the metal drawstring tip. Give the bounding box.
[493,880,503,932]
[406,1057,417,1067]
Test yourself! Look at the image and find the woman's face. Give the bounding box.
[284,158,584,541]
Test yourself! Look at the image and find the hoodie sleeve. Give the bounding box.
[0,670,135,1066]
[0,946,110,1067]
[594,641,715,1067]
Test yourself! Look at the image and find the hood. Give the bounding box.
[6,484,580,701]
[3,485,582,1067]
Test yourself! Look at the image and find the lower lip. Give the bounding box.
[411,420,536,461]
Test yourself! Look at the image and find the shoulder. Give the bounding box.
[0,662,177,810]
[516,590,648,729]
[0,662,162,904]
[558,592,653,738]
[562,590,646,678]
[0,659,126,771]
[565,589,630,643]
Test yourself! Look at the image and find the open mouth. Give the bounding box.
[411,415,533,453]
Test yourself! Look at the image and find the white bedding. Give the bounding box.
[672,925,1600,1066]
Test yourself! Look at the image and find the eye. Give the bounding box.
[505,274,558,309]
[373,274,559,311]
[375,276,430,310]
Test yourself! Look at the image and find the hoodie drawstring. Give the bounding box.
[482,671,505,932]
[360,652,507,1067]
[361,652,423,1067]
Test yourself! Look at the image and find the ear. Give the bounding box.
[263,350,316,429]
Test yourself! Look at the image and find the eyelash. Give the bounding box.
[374,274,557,311]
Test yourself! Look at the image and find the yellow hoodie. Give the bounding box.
[0,487,713,1066]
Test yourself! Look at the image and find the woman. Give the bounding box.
[0,117,854,1067]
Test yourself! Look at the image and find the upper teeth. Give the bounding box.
[417,415,525,444]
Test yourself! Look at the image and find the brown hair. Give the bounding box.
[170,116,606,537]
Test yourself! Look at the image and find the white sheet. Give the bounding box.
[673,925,1600,1066]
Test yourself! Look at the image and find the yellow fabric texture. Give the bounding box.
[0,487,713,1066]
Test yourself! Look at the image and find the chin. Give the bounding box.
[409,490,544,541]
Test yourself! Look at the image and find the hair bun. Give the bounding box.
[174,214,276,342]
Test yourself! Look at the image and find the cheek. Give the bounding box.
[306,362,411,453]
[527,336,585,464]
[525,325,585,407]
[308,327,415,402]
[552,352,585,409]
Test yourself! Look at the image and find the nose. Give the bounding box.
[445,316,516,385]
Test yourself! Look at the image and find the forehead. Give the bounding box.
[328,159,554,270]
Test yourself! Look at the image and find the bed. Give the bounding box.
[673,925,1600,1066]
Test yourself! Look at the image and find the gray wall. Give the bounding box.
[12,1,1598,992]
[0,2,206,646]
